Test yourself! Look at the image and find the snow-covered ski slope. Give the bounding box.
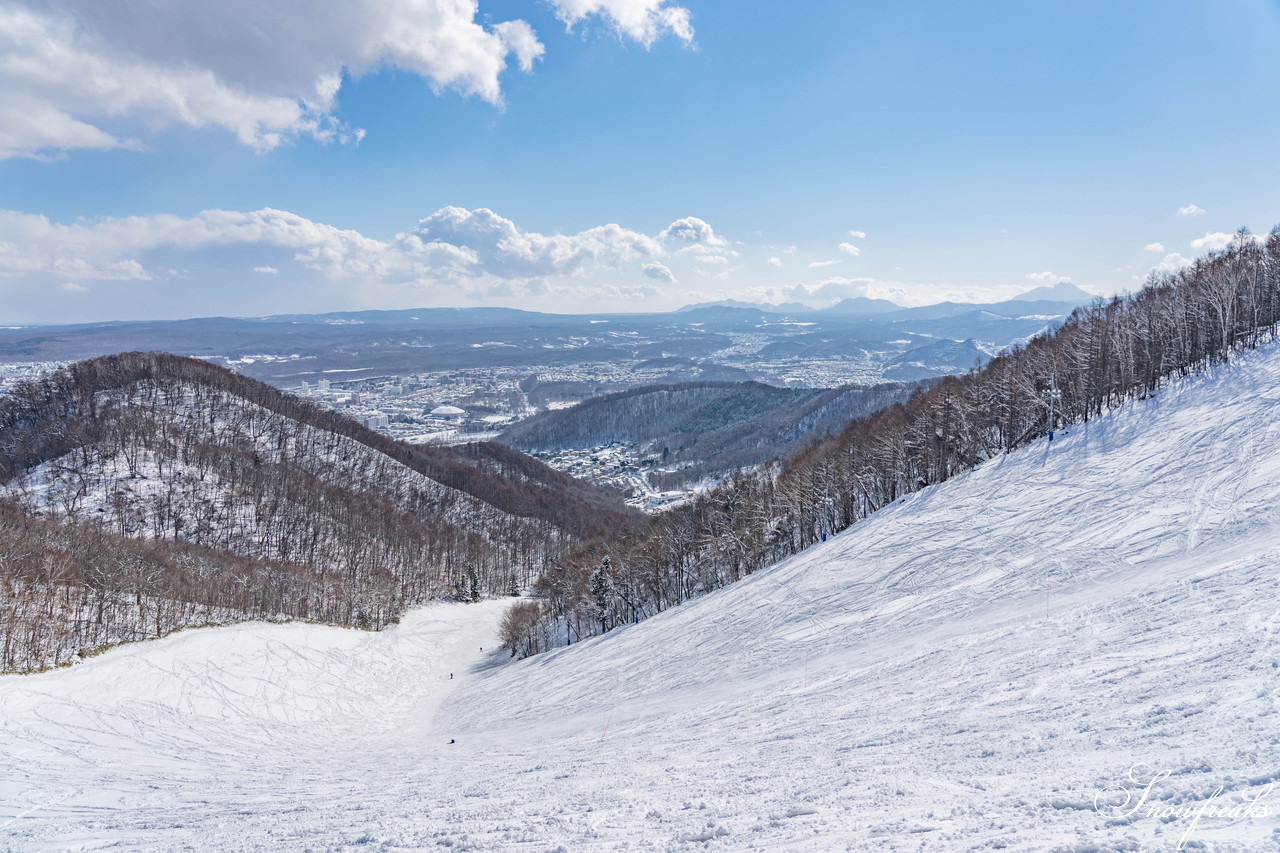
[5,344,1280,851]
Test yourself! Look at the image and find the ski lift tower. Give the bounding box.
[1044,374,1062,442]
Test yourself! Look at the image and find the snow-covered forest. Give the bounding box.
[500,379,915,490]
[0,355,636,671]
[505,228,1280,655]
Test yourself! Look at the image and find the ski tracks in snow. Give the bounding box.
[5,347,1280,849]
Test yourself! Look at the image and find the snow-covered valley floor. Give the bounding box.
[5,346,1280,851]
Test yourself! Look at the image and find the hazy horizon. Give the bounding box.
[3,280,1110,328]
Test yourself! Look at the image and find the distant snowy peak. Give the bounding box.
[1010,281,1096,304]
[820,296,902,315]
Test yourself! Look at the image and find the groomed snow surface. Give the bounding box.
[5,345,1280,851]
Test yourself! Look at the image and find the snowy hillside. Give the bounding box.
[9,382,506,545]
[4,344,1280,850]
[0,352,635,670]
[2,365,613,562]
[499,379,914,495]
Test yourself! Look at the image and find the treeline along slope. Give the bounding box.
[501,227,1280,656]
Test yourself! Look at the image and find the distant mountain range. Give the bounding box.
[0,286,1099,390]
[676,281,1099,316]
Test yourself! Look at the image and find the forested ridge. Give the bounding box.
[500,380,916,489]
[500,227,1280,656]
[0,353,635,671]
[0,353,630,540]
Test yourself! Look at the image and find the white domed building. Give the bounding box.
[429,404,467,422]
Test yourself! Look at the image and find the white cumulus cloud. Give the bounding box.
[1191,232,1233,253]
[808,259,840,268]
[411,206,662,279]
[1178,204,1206,217]
[1143,242,1165,252]
[641,261,675,283]
[808,276,875,301]
[847,230,866,239]
[552,0,694,46]
[1153,253,1193,274]
[0,204,682,316]
[1190,231,1261,253]
[659,216,727,248]
[0,0,690,159]
[837,242,861,257]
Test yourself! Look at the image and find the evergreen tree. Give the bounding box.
[590,556,614,632]
[465,565,481,602]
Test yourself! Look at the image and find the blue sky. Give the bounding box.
[2,0,1279,323]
